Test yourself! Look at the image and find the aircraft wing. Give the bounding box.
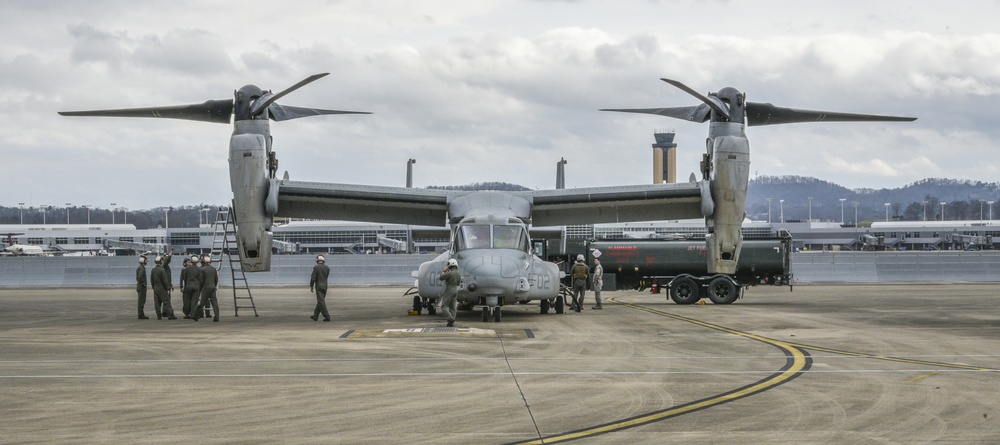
[524,182,704,226]
[276,180,458,226]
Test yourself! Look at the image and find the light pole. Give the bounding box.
[922,200,928,221]
[884,203,890,222]
[40,205,48,224]
[807,197,813,222]
[201,208,211,226]
[18,203,24,224]
[839,198,846,223]
[779,199,784,223]
[853,201,859,226]
[163,208,170,229]
[122,207,128,225]
[65,203,72,225]
[989,201,995,221]
[940,202,947,221]
[82,205,91,225]
[767,198,772,223]
[111,203,117,224]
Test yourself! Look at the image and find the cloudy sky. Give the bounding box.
[2,0,999,210]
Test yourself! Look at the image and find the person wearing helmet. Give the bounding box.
[135,255,149,319]
[570,254,589,312]
[180,255,202,318]
[309,255,331,321]
[438,258,461,327]
[151,255,176,320]
[591,258,603,310]
[191,255,219,322]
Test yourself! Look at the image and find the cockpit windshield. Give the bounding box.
[458,225,490,250]
[456,224,529,252]
[493,225,529,251]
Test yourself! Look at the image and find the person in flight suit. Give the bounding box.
[570,254,589,313]
[151,255,177,320]
[180,255,202,319]
[309,255,331,322]
[136,255,149,319]
[162,253,174,307]
[438,258,461,327]
[591,258,604,310]
[191,255,219,322]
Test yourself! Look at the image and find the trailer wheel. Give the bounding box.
[707,277,738,304]
[670,277,700,304]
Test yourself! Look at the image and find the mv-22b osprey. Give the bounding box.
[60,74,914,320]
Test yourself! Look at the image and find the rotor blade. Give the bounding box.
[660,78,730,120]
[59,99,234,124]
[600,105,710,123]
[250,73,330,117]
[267,104,372,121]
[746,102,918,126]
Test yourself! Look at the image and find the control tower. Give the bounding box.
[652,131,677,184]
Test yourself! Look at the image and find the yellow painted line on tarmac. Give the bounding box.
[904,372,941,383]
[782,342,995,371]
[505,299,813,445]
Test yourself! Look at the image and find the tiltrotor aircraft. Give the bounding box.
[60,74,914,320]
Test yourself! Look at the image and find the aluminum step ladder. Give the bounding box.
[208,206,258,317]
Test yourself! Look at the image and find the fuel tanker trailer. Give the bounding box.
[587,231,791,305]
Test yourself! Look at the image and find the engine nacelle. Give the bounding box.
[707,134,749,274]
[229,121,273,272]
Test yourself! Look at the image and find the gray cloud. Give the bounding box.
[1,0,999,209]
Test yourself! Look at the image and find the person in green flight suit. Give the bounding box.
[309,255,331,322]
[570,254,589,313]
[136,255,149,319]
[438,258,461,327]
[161,253,174,313]
[180,255,202,319]
[191,255,219,322]
[151,255,177,320]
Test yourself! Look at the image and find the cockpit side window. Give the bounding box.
[458,225,491,250]
[494,225,529,251]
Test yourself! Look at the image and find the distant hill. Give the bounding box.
[427,181,531,192]
[4,178,997,228]
[747,176,1000,223]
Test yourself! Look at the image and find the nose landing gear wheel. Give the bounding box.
[494,307,501,322]
[482,306,489,322]
[540,299,550,314]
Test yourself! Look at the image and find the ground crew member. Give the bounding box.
[438,259,461,327]
[162,252,174,302]
[136,255,149,319]
[309,255,331,321]
[570,254,589,312]
[192,255,219,322]
[180,255,202,318]
[151,256,176,319]
[591,258,603,310]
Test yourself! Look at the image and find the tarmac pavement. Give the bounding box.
[0,284,998,444]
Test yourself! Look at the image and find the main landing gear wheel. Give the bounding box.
[555,295,565,314]
[707,277,739,304]
[540,299,550,314]
[670,276,700,305]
